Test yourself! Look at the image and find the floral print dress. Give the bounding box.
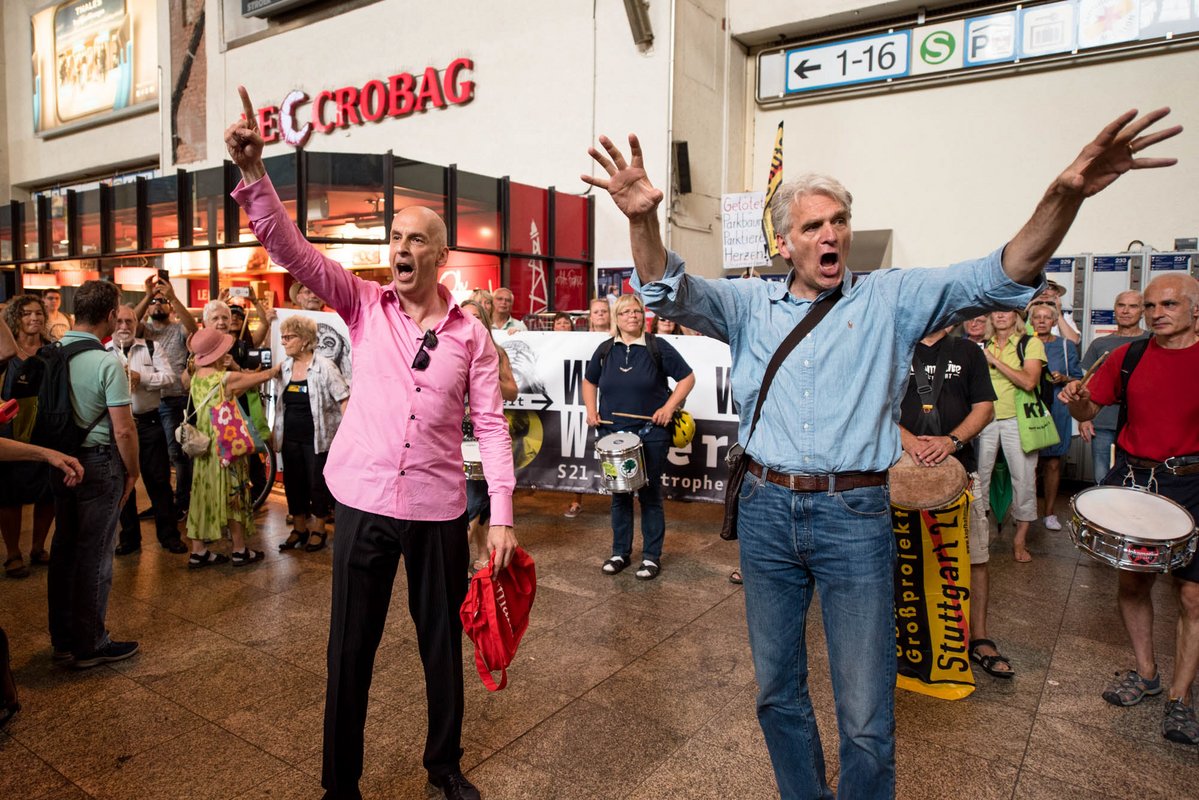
[185,370,255,542]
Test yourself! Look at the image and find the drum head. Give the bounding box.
[1074,486,1195,541]
[597,432,641,453]
[461,440,482,461]
[889,452,969,510]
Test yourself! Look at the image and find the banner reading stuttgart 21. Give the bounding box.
[498,332,737,503]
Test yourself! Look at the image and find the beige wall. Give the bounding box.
[729,0,928,43]
[2,0,160,193]
[747,49,1199,267]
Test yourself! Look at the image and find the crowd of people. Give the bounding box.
[0,100,1193,800]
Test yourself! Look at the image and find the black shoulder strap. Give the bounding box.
[1116,338,1150,439]
[596,337,616,370]
[744,286,844,451]
[912,340,952,416]
[644,332,666,384]
[145,339,155,359]
[1016,333,1030,365]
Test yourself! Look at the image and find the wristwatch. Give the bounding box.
[948,434,964,452]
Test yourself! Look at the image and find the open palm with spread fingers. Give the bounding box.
[582,134,663,221]
[1056,107,1182,198]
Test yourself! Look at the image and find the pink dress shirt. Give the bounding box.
[232,175,515,526]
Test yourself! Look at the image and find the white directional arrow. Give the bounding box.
[505,392,553,411]
[785,31,910,94]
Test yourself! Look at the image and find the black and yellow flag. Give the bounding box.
[762,122,784,258]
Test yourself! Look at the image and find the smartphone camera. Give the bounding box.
[229,286,251,298]
[251,349,273,368]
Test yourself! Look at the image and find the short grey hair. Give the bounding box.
[202,299,231,323]
[769,174,854,243]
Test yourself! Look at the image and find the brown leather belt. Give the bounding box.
[1126,454,1199,476]
[747,459,888,493]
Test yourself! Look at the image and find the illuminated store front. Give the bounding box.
[0,149,594,318]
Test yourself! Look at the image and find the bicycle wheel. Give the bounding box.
[251,442,278,511]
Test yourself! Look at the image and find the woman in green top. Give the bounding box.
[184,328,278,568]
[976,309,1046,564]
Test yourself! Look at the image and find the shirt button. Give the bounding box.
[400,470,406,476]
[409,414,415,420]
[803,359,811,367]
[405,443,411,448]
[802,423,809,430]
[804,456,811,463]
[803,391,810,398]
[415,387,421,393]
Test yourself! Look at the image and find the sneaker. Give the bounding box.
[1102,668,1162,707]
[1043,515,1062,531]
[73,640,139,669]
[564,502,582,519]
[635,560,661,580]
[1162,698,1199,745]
[52,650,75,666]
[602,556,628,575]
[428,770,481,800]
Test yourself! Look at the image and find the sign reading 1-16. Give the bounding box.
[785,31,911,94]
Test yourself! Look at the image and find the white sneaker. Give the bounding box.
[1044,515,1062,531]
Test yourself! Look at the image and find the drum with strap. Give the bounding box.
[1069,485,1197,572]
[595,432,647,493]
[888,452,969,510]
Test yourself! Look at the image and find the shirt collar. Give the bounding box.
[380,282,464,329]
[614,333,647,347]
[767,269,855,305]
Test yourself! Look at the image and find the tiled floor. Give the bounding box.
[1,486,1197,799]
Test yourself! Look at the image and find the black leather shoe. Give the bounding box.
[114,543,141,556]
[428,771,481,800]
[161,540,189,554]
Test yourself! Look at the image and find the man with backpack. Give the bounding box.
[46,279,141,669]
[1060,273,1199,746]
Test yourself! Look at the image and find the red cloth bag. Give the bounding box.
[460,547,536,691]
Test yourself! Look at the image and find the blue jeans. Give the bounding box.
[159,395,192,510]
[737,470,896,800]
[48,446,126,656]
[1091,427,1118,484]
[610,437,667,563]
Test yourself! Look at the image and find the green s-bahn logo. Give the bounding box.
[920,31,956,65]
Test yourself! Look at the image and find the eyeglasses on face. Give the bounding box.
[280,334,300,342]
[411,329,438,371]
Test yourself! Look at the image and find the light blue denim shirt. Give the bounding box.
[632,247,1042,473]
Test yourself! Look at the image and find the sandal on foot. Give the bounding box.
[4,557,29,579]
[635,560,661,581]
[1102,668,1161,707]
[278,530,308,551]
[230,548,264,567]
[1162,698,1199,745]
[602,556,629,575]
[729,569,743,585]
[28,548,50,566]
[304,532,327,552]
[187,550,229,569]
[564,502,583,519]
[969,638,1015,679]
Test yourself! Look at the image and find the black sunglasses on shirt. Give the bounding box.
[412,329,438,371]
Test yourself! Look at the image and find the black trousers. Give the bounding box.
[118,411,180,548]
[322,502,469,799]
[281,436,332,518]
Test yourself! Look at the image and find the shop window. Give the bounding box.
[49,195,68,258]
[191,167,223,247]
[147,175,180,249]
[76,189,101,255]
[555,192,590,260]
[507,256,550,319]
[508,183,548,257]
[441,251,500,302]
[456,171,500,252]
[306,152,387,241]
[112,182,138,253]
[394,158,446,220]
[23,200,39,260]
[553,264,588,311]
[0,206,11,262]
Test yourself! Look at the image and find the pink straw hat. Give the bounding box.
[188,328,235,367]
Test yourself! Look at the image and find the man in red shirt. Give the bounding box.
[1060,272,1199,746]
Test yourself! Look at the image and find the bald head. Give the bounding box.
[389,205,449,295]
[1147,273,1199,306]
[394,206,447,249]
[1143,273,1199,340]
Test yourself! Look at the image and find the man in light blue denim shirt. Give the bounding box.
[584,109,1180,800]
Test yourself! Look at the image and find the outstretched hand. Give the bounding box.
[582,134,664,221]
[224,86,266,182]
[1053,108,1181,199]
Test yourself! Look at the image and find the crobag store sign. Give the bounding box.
[254,58,475,148]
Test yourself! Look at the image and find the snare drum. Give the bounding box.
[1069,485,1198,573]
[461,440,485,481]
[595,432,646,493]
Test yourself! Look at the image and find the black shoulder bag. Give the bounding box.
[721,286,844,540]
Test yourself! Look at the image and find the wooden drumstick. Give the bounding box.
[1079,350,1110,388]
[598,418,614,425]
[612,411,654,421]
